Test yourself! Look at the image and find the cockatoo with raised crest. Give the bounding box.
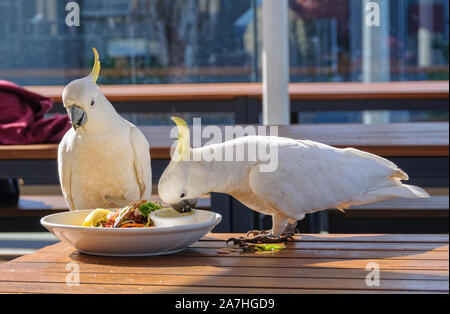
[58,48,151,210]
[158,117,429,243]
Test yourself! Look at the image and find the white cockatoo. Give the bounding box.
[58,48,152,210]
[158,117,429,242]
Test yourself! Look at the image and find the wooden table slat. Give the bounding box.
[0,233,447,294]
[35,242,449,261]
[0,270,447,292]
[3,262,448,281]
[2,281,442,294]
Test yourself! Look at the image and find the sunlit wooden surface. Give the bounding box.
[0,233,448,294]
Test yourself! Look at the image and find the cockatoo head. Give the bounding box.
[62,48,115,131]
[158,117,199,213]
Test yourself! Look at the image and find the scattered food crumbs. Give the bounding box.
[225,237,287,253]
[244,243,286,253]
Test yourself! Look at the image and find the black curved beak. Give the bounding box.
[69,105,87,130]
[171,198,198,213]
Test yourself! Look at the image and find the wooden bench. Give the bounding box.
[1,122,448,160]
[26,81,449,103]
[0,122,448,233]
[0,122,448,187]
[1,80,448,232]
[1,195,446,218]
[333,196,449,214]
[201,123,449,233]
[325,196,449,234]
[25,81,449,126]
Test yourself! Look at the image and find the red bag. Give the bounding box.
[0,80,70,145]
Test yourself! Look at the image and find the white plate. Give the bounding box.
[40,209,221,256]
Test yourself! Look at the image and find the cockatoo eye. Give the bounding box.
[180,193,186,198]
[90,100,95,106]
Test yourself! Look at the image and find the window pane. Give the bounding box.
[0,0,254,85]
[1,0,447,85]
[287,0,449,82]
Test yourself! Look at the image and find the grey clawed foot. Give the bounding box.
[282,222,300,239]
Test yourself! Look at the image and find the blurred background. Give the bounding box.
[0,1,448,251]
[0,0,448,124]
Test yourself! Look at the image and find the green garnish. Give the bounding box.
[243,243,286,253]
[138,201,163,218]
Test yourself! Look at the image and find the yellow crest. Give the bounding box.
[89,47,101,83]
[171,116,191,161]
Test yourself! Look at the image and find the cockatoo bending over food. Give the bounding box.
[58,48,151,210]
[158,117,429,243]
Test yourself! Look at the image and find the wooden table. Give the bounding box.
[0,233,448,294]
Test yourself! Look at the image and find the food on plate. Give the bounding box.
[113,200,163,228]
[80,200,199,228]
[82,209,113,227]
[81,200,162,228]
[150,207,197,227]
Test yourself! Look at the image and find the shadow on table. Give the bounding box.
[66,233,449,293]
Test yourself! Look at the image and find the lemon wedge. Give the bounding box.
[82,209,113,227]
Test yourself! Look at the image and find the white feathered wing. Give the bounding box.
[58,129,75,210]
[248,139,429,221]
